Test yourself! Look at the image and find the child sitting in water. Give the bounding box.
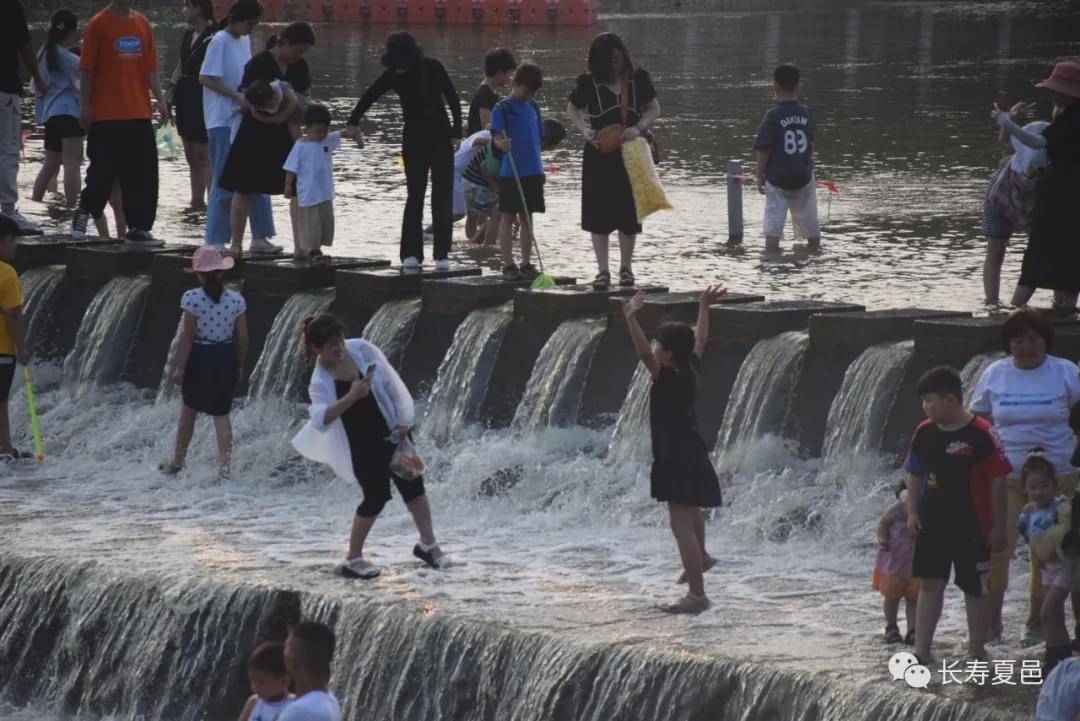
[873,482,919,645]
[622,285,727,614]
[1017,448,1077,674]
[236,641,293,721]
[283,104,352,264]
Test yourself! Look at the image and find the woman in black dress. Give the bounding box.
[218,78,298,254]
[995,62,1080,309]
[567,33,661,290]
[622,286,726,615]
[170,0,215,207]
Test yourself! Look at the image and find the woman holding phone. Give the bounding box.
[292,314,449,579]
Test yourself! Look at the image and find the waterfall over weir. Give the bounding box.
[511,318,605,435]
[248,291,333,402]
[20,266,64,352]
[714,330,810,463]
[362,298,423,363]
[62,276,151,394]
[0,554,1016,721]
[421,304,512,446]
[819,340,914,481]
[606,362,652,463]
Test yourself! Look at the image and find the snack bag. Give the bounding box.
[621,137,671,222]
[390,436,425,481]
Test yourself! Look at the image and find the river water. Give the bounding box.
[15,0,1080,309]
[5,3,1080,721]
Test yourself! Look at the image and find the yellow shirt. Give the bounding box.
[0,262,23,356]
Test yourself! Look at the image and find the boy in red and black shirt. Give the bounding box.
[905,366,1010,663]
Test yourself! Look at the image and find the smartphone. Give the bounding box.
[995,91,1010,112]
[364,364,376,381]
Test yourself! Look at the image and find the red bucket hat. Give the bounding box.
[1035,61,1080,100]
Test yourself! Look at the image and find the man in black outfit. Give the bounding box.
[347,31,461,271]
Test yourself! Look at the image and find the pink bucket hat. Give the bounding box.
[1035,61,1080,99]
[186,245,236,273]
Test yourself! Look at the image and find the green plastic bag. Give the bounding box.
[156,122,181,161]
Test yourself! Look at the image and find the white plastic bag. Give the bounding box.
[156,122,181,161]
[390,435,425,481]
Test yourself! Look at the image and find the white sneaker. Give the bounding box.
[339,556,380,580]
[401,256,421,270]
[434,259,451,271]
[250,238,283,254]
[2,209,40,233]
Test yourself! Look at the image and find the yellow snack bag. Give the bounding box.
[621,137,672,222]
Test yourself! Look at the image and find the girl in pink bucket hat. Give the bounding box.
[161,245,249,479]
[993,62,1080,309]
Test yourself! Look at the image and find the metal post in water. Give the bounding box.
[726,159,743,244]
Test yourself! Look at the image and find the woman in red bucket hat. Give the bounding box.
[994,62,1080,309]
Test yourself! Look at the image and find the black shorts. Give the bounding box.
[912,530,991,596]
[44,114,85,153]
[498,175,545,215]
[353,441,426,517]
[0,356,15,402]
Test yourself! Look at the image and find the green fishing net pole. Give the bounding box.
[23,367,44,461]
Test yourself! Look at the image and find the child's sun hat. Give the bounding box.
[186,245,236,273]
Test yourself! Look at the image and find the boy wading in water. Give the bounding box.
[905,366,1010,663]
[754,64,820,255]
[623,285,727,614]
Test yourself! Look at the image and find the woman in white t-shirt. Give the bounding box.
[198,0,277,251]
[971,308,1080,645]
[161,246,248,479]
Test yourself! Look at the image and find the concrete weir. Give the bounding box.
[397,274,576,394]
[788,308,967,457]
[700,300,865,444]
[331,263,481,341]
[478,284,668,428]
[579,290,765,427]
[242,256,390,381]
[45,242,197,362]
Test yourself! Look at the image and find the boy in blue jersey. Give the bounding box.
[754,64,820,254]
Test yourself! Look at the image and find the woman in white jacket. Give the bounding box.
[292,314,448,579]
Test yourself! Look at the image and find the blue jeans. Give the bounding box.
[205,126,274,246]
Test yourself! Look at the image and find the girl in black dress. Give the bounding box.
[622,285,726,614]
[568,33,661,290]
[170,0,215,207]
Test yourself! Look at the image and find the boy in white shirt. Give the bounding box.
[279,622,341,721]
[284,104,350,263]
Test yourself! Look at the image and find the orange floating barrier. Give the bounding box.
[215,0,595,25]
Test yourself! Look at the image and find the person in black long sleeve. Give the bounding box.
[347,31,462,269]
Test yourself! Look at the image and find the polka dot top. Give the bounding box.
[180,288,246,344]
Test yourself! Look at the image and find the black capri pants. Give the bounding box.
[353,441,425,518]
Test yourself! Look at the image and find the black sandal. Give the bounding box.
[592,270,611,290]
[884,625,903,644]
[619,267,635,287]
[308,249,332,266]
